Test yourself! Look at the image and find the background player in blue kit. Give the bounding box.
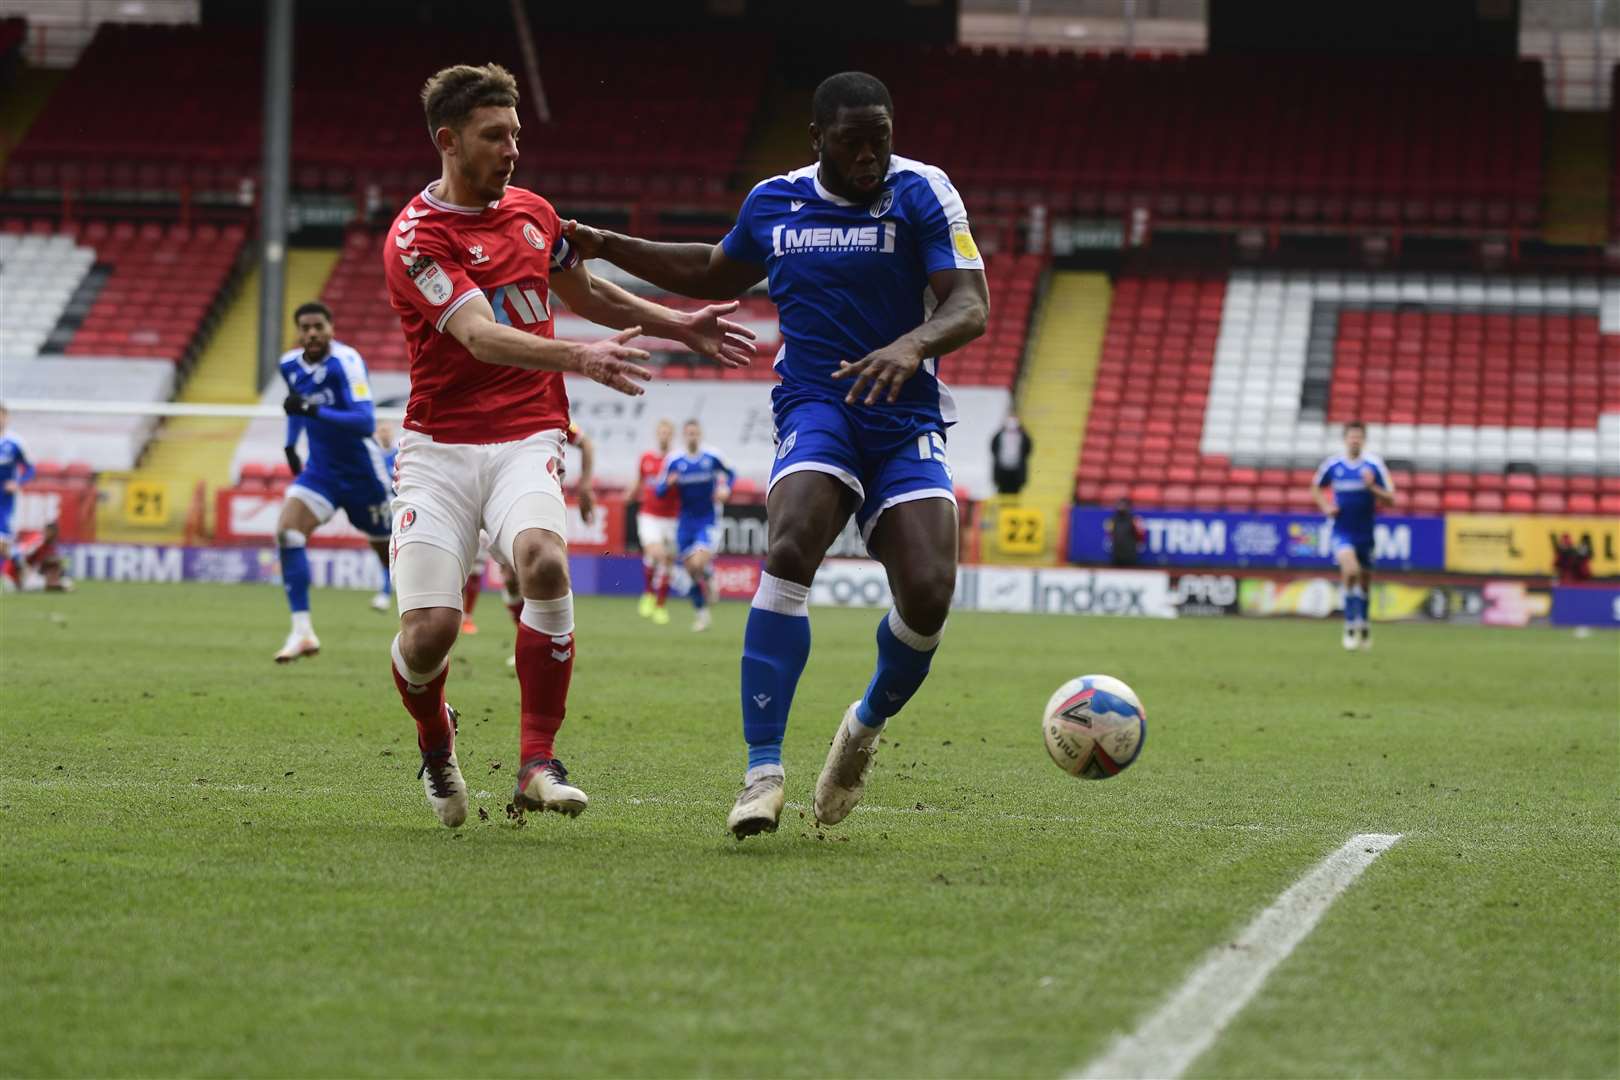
[565,71,990,838]
[1313,419,1395,652]
[273,301,393,663]
[374,421,398,613]
[656,419,734,633]
[0,403,35,584]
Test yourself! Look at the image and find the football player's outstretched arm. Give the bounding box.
[443,293,653,397]
[549,261,755,369]
[833,268,990,406]
[562,221,766,302]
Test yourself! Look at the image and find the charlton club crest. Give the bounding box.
[522,223,546,250]
[398,508,416,533]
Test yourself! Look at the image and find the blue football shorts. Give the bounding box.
[767,395,956,547]
[287,467,392,539]
[1330,528,1375,569]
[676,516,719,558]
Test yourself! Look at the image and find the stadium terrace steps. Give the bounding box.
[1014,271,1110,559]
[1542,111,1610,247]
[0,65,65,172]
[735,83,815,192]
[114,249,339,541]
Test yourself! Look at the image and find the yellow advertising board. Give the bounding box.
[1445,514,1620,576]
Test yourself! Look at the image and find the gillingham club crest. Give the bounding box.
[869,189,894,217]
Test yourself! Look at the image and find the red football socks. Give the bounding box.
[515,622,572,762]
[392,655,451,753]
[462,574,481,616]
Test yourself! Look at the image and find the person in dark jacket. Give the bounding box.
[990,415,1033,496]
[1109,498,1145,567]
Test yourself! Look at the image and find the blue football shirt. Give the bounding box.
[280,342,387,485]
[720,155,985,435]
[1314,453,1393,540]
[658,448,736,525]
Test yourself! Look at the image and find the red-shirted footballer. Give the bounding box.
[385,63,756,829]
[634,418,680,622]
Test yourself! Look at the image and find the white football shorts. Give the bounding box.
[636,513,678,556]
[390,427,567,612]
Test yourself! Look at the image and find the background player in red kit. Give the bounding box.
[636,417,679,624]
[384,63,755,827]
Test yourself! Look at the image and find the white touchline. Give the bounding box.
[1072,832,1403,1080]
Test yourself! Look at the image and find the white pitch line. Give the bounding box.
[1073,832,1402,1080]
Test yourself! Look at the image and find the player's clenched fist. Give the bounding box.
[577,327,653,396]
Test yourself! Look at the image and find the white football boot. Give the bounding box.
[370,591,391,613]
[814,702,881,826]
[1359,627,1374,651]
[274,629,321,664]
[514,758,589,817]
[418,706,468,828]
[692,608,712,633]
[727,771,785,839]
[1341,627,1358,651]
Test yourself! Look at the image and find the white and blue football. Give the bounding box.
[1043,674,1147,779]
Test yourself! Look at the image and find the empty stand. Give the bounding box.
[0,229,93,356]
[860,48,1543,228]
[62,220,245,360]
[6,23,768,205]
[1077,271,1620,515]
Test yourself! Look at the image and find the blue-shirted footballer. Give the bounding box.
[272,301,394,664]
[0,403,35,568]
[565,72,991,838]
[1313,420,1395,652]
[655,419,736,632]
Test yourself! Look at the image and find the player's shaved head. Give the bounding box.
[812,72,893,129]
[1344,419,1366,434]
[421,63,519,139]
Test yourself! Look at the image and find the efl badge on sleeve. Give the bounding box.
[407,257,453,306]
[950,221,981,261]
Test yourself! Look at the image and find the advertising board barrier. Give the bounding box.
[1169,574,1241,616]
[1445,514,1620,577]
[1236,575,1548,625]
[1067,507,1445,571]
[1549,584,1620,628]
[215,489,627,552]
[12,483,97,541]
[806,561,1177,618]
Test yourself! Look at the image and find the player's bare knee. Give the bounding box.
[512,529,569,598]
[765,527,822,584]
[897,565,955,636]
[400,608,458,669]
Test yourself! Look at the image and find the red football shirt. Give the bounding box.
[383,184,580,444]
[638,450,680,517]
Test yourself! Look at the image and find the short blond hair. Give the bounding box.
[420,63,519,139]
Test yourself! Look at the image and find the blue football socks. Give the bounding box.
[855,608,942,728]
[1345,584,1367,629]
[739,573,812,773]
[279,529,311,615]
[691,565,711,610]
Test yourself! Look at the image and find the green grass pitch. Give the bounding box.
[1,582,1616,1077]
